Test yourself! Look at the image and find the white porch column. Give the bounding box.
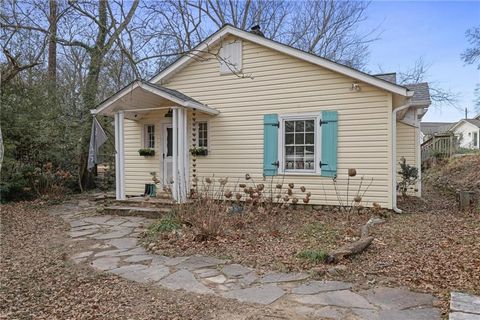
[183,109,189,198]
[114,111,125,200]
[172,108,179,202]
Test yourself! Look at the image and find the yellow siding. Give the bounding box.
[142,37,395,208]
[396,122,420,195]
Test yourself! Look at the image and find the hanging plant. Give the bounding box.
[138,148,155,156]
[189,147,208,156]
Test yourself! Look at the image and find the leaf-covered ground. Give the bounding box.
[0,201,290,320]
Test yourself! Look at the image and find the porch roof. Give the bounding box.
[91,80,219,118]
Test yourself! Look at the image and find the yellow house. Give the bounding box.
[91,25,430,212]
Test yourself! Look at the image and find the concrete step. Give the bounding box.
[113,198,175,208]
[103,206,172,219]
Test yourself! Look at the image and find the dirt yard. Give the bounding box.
[144,155,480,305]
[0,201,289,320]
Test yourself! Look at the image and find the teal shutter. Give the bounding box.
[321,111,338,177]
[263,114,279,176]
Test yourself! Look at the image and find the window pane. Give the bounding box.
[285,146,294,155]
[305,133,314,144]
[285,133,294,145]
[295,133,304,144]
[305,120,314,132]
[295,120,304,132]
[285,121,294,133]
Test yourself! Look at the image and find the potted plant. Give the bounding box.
[138,148,155,156]
[189,147,208,156]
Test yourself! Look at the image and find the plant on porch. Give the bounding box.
[189,146,208,156]
[138,148,155,156]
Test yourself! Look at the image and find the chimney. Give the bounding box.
[250,25,264,37]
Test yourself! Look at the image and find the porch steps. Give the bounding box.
[114,198,175,208]
[103,205,172,219]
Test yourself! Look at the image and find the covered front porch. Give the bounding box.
[91,80,219,203]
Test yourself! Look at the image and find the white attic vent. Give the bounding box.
[219,40,242,74]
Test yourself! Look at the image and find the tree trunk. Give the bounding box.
[47,0,57,92]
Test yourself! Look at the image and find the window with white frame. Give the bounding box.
[144,124,155,148]
[198,122,208,148]
[279,114,321,173]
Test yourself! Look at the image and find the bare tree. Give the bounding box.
[462,26,480,69]
[398,57,459,109]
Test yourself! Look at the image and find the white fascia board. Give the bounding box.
[92,80,219,116]
[151,25,410,97]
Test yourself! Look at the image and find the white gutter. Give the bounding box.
[391,99,412,213]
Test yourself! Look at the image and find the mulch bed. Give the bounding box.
[0,201,285,320]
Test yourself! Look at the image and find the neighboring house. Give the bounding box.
[449,119,480,149]
[91,25,431,211]
[420,122,454,142]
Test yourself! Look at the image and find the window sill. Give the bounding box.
[278,171,322,176]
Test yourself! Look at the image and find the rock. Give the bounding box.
[204,274,227,284]
[124,255,152,263]
[327,265,347,276]
[221,264,254,278]
[90,228,133,240]
[71,251,94,260]
[111,264,169,283]
[450,292,480,315]
[360,287,436,310]
[292,281,352,295]
[194,269,221,278]
[259,271,310,283]
[353,307,441,320]
[222,284,285,305]
[176,255,226,270]
[90,257,120,271]
[159,270,213,294]
[449,312,480,320]
[291,290,376,309]
[107,238,138,249]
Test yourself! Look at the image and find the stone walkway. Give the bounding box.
[450,292,480,320]
[52,201,444,320]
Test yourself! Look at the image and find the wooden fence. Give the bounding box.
[421,134,455,163]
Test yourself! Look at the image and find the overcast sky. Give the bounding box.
[359,0,480,122]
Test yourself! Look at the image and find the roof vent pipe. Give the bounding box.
[250,25,264,37]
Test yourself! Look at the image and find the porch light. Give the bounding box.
[165,109,173,117]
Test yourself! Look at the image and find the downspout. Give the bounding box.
[391,98,412,213]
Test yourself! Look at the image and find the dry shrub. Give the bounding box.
[169,174,311,242]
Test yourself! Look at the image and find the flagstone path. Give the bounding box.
[52,201,445,320]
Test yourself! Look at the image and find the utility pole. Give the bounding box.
[465,107,468,119]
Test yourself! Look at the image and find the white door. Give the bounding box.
[162,124,174,187]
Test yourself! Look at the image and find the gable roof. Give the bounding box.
[420,122,454,136]
[374,73,397,84]
[449,119,480,132]
[91,80,219,116]
[150,24,413,98]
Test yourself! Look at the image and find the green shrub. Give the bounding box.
[148,215,181,234]
[297,249,328,263]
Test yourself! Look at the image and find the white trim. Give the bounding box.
[277,113,322,175]
[114,111,126,200]
[172,108,179,201]
[197,121,209,149]
[151,25,410,97]
[92,81,219,116]
[143,124,155,149]
[449,119,480,132]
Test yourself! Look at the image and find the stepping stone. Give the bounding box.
[124,255,152,263]
[94,249,127,257]
[90,228,133,240]
[90,257,120,271]
[194,268,222,278]
[71,224,101,232]
[107,238,138,249]
[292,281,353,295]
[116,247,147,256]
[222,284,285,305]
[353,307,441,320]
[361,287,435,310]
[291,290,376,309]
[151,255,172,267]
[103,217,128,226]
[449,312,480,320]
[176,255,226,270]
[451,292,480,315]
[259,272,309,283]
[204,274,227,284]
[111,264,170,283]
[83,216,113,225]
[70,220,92,228]
[163,256,189,266]
[159,270,213,294]
[221,264,253,278]
[70,229,99,238]
[71,251,93,260]
[238,272,258,286]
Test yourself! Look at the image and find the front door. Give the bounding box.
[162,124,174,187]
